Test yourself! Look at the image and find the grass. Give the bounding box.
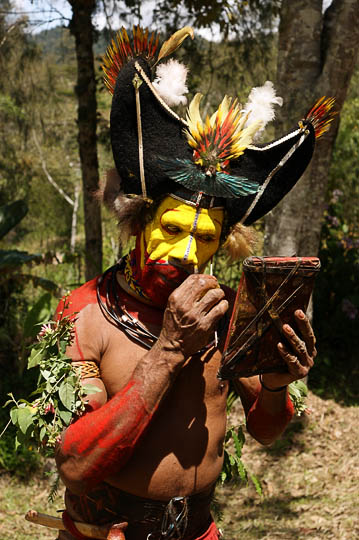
[216,391,359,539]
[0,392,358,539]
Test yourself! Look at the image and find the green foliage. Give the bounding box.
[310,63,359,404]
[311,191,359,404]
[0,200,28,239]
[288,380,308,416]
[0,421,41,478]
[221,391,262,495]
[4,302,101,456]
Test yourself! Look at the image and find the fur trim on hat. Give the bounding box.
[98,169,154,245]
[222,223,259,261]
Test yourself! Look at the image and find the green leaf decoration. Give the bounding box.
[28,346,43,369]
[250,473,263,496]
[5,303,88,465]
[59,380,75,411]
[9,408,18,424]
[0,199,28,239]
[17,407,34,434]
[232,427,245,458]
[289,380,308,416]
[59,409,72,424]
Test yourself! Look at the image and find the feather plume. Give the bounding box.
[153,59,189,106]
[304,96,336,138]
[102,26,159,95]
[185,93,262,174]
[242,81,283,141]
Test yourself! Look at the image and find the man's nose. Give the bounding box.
[169,235,198,266]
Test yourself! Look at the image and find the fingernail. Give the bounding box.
[283,324,292,334]
[296,310,305,319]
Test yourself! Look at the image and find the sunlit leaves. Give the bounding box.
[5,300,99,456]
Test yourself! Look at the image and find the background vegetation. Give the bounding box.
[0,0,358,537]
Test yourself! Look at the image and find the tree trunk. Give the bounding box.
[264,0,359,257]
[69,0,102,280]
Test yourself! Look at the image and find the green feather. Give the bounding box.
[158,157,259,198]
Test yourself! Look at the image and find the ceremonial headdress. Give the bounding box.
[101,26,334,245]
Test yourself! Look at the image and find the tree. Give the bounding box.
[264,0,359,257]
[68,0,103,280]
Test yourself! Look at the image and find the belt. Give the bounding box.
[66,485,214,540]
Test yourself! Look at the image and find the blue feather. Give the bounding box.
[157,157,259,198]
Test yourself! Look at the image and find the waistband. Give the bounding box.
[65,484,215,540]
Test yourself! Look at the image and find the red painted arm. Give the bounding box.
[233,376,294,445]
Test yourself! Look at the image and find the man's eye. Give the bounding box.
[165,225,182,234]
[198,235,215,243]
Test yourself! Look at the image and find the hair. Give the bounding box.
[98,169,259,259]
[96,169,157,245]
[222,222,259,260]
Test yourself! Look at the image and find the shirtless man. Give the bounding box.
[55,197,315,540]
[54,26,331,540]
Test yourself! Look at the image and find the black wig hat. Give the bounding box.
[103,26,335,229]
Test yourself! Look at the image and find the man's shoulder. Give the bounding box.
[55,276,100,321]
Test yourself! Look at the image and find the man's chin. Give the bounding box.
[141,263,191,307]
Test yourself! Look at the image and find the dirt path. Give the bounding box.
[217,391,359,539]
[1,392,358,539]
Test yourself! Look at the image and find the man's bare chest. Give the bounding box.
[99,323,228,407]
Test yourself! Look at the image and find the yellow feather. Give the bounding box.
[186,93,204,132]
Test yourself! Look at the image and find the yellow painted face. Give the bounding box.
[141,196,224,272]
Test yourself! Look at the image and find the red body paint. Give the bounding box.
[62,379,154,488]
[247,393,294,442]
[130,241,190,308]
[62,510,92,540]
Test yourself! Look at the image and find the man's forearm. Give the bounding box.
[56,340,185,494]
[246,385,294,445]
[234,376,294,445]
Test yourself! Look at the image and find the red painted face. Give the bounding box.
[131,197,224,307]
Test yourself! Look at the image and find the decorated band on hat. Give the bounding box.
[101,25,335,240]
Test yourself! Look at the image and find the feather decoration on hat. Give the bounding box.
[102,26,160,94]
[153,59,189,106]
[303,96,336,138]
[242,81,283,141]
[157,93,262,198]
[157,156,259,198]
[102,26,194,96]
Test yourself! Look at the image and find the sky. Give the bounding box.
[12,0,334,36]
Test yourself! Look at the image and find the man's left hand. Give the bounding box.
[261,309,317,390]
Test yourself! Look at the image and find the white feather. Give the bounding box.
[153,59,189,107]
[243,81,283,141]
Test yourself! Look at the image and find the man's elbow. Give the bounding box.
[55,450,92,495]
[246,423,285,446]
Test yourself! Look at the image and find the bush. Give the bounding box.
[311,191,359,404]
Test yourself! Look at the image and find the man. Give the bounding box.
[55,27,333,540]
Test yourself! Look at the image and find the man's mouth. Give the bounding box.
[145,260,193,286]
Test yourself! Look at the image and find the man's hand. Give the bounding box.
[261,309,317,390]
[158,274,229,359]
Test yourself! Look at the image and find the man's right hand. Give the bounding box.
[158,274,229,360]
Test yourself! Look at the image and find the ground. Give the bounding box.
[0,391,358,540]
